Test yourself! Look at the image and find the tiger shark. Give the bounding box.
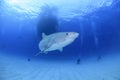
[35,32,79,56]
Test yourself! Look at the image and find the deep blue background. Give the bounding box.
[0,0,120,61]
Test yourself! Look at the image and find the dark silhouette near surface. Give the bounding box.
[37,5,58,38]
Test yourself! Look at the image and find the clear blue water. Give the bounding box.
[0,0,120,80]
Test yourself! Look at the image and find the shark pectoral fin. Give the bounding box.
[59,48,63,52]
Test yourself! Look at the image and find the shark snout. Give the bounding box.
[72,32,79,38]
[68,32,79,39]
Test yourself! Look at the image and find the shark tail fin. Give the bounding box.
[35,51,47,56]
[35,52,42,56]
[35,50,49,56]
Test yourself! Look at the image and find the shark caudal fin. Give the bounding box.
[35,51,43,56]
[34,51,48,56]
[35,52,40,56]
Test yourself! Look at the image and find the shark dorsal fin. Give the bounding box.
[42,33,47,39]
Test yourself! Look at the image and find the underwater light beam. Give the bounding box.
[91,20,99,47]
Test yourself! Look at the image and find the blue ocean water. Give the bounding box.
[0,0,120,80]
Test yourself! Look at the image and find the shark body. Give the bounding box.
[36,32,79,55]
